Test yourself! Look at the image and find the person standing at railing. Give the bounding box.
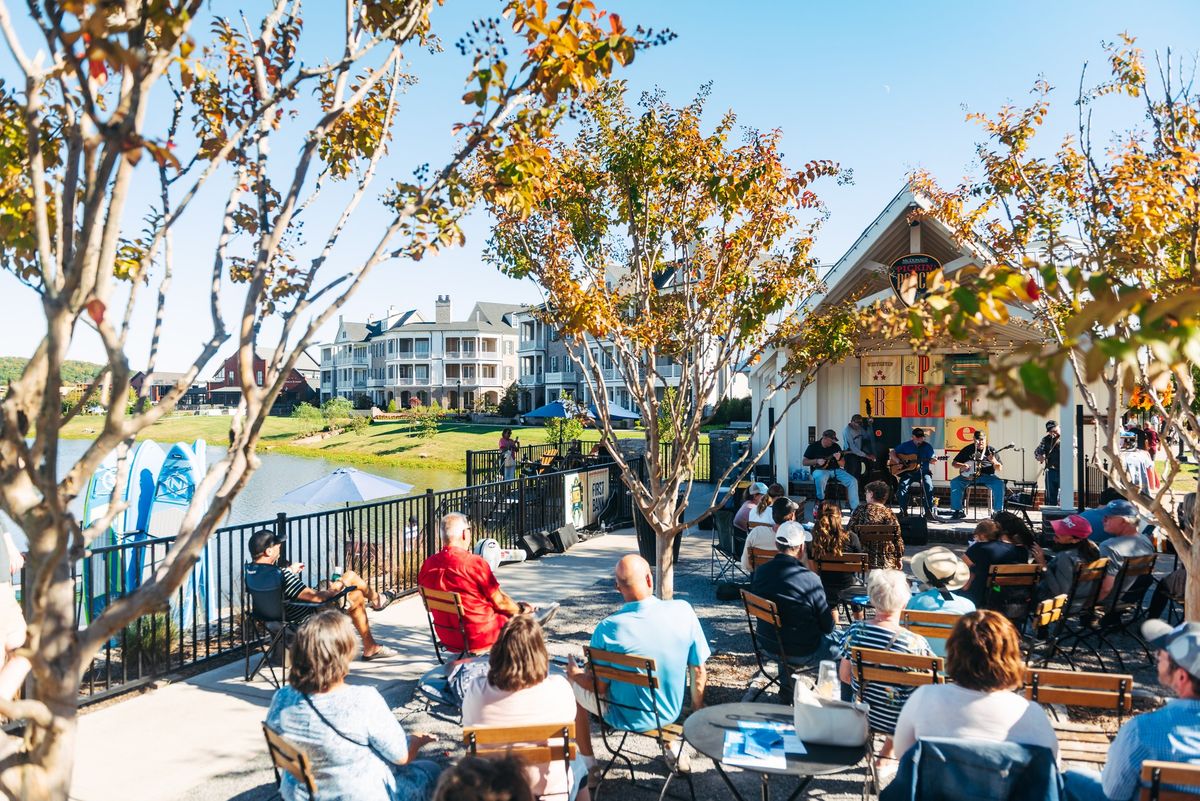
[499,428,520,481]
[0,529,29,699]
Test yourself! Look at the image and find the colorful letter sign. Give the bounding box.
[860,355,902,387]
[902,354,944,386]
[945,418,988,452]
[889,254,943,306]
[860,386,901,419]
[902,385,945,418]
[944,353,989,385]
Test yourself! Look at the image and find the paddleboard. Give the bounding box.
[116,440,165,596]
[147,440,215,628]
[80,451,118,624]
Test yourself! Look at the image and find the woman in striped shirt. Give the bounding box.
[838,569,934,755]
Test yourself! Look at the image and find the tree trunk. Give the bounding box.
[1187,541,1200,622]
[5,680,80,800]
[656,532,675,601]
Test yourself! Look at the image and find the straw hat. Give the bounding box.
[909,546,970,591]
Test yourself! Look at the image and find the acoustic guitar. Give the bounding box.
[888,452,951,477]
[957,443,1015,480]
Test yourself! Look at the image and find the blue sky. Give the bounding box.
[3,1,1198,370]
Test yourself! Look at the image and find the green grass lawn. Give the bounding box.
[58,414,650,470]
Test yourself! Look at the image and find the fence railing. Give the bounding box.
[466,439,712,487]
[69,459,634,705]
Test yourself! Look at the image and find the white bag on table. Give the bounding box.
[792,676,870,747]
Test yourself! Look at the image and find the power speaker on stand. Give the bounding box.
[898,515,928,546]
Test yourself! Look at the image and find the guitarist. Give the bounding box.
[891,427,937,521]
[803,429,860,508]
[948,430,1005,519]
[842,413,875,485]
[1034,420,1061,506]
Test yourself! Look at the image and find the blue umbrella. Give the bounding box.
[588,401,641,422]
[275,467,414,506]
[521,400,584,420]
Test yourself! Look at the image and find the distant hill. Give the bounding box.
[0,357,104,385]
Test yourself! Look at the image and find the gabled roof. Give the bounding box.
[471,302,522,327]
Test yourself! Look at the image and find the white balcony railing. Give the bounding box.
[544,371,578,384]
[395,376,431,386]
[518,373,544,387]
[655,364,683,379]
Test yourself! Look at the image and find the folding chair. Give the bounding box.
[812,552,868,620]
[854,523,903,571]
[899,609,963,651]
[243,564,352,687]
[537,449,560,474]
[981,564,1044,627]
[418,586,472,664]
[1022,667,1132,767]
[747,547,776,572]
[849,646,944,798]
[464,723,576,801]
[1092,554,1158,671]
[1021,594,1067,665]
[739,590,799,700]
[263,722,318,797]
[583,646,697,801]
[1040,557,1109,669]
[1140,760,1200,800]
[710,509,746,583]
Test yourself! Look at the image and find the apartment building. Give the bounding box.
[319,297,520,409]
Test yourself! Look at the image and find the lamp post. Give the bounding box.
[457,379,462,411]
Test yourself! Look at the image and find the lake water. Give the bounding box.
[4,439,465,546]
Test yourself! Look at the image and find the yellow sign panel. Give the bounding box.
[902,355,945,386]
[945,417,988,452]
[860,355,902,386]
[859,386,902,419]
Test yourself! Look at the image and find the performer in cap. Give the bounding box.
[803,429,859,508]
[1034,420,1061,506]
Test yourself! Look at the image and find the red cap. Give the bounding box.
[1050,514,1092,539]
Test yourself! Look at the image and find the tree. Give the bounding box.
[0,1,650,794]
[321,397,354,427]
[291,402,324,437]
[477,84,862,597]
[869,35,1200,618]
[412,401,444,439]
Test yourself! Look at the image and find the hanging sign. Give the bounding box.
[889,254,942,306]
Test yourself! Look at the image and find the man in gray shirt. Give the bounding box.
[1097,505,1154,601]
[842,414,875,485]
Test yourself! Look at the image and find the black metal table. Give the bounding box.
[683,703,865,801]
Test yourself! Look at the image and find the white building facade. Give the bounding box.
[319,297,520,409]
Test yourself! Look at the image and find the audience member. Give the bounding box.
[432,757,533,801]
[803,430,860,509]
[749,521,835,670]
[265,610,441,801]
[0,529,28,700]
[848,481,903,570]
[461,615,579,800]
[905,547,975,657]
[892,611,1058,759]
[566,555,708,776]
[246,529,395,660]
[807,501,863,623]
[1083,496,1136,546]
[961,519,1028,607]
[1097,504,1154,601]
[740,496,798,573]
[1035,514,1100,604]
[838,570,934,748]
[1147,492,1193,621]
[419,513,550,655]
[733,482,769,534]
[748,483,786,527]
[1063,621,1200,801]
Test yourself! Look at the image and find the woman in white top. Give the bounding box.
[747,483,785,527]
[892,609,1058,760]
[461,613,580,800]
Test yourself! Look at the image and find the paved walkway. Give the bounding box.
[70,525,649,801]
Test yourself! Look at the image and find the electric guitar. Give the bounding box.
[957,443,1015,480]
[888,452,951,477]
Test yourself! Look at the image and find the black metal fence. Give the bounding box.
[70,458,634,705]
[466,438,712,486]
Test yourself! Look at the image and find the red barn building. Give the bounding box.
[207,349,319,408]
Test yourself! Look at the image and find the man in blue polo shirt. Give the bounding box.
[1064,621,1200,800]
[567,554,710,770]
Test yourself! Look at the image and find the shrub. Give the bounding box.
[346,414,370,434]
[711,396,751,425]
[121,610,178,666]
[412,403,444,439]
[321,397,353,423]
[498,382,519,417]
[291,402,324,436]
[352,393,373,411]
[386,398,398,412]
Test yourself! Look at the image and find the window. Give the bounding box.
[227,370,234,382]
[504,366,513,380]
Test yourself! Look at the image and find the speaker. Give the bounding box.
[548,524,579,553]
[899,515,928,546]
[519,532,554,559]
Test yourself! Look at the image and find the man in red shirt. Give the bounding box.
[418,512,552,653]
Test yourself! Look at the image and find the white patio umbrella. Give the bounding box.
[275,467,414,536]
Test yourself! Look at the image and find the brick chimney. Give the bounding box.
[435,295,451,324]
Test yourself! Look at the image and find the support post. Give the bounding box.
[425,488,436,557]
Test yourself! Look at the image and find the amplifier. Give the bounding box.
[548,524,579,553]
[898,515,929,546]
[519,532,555,560]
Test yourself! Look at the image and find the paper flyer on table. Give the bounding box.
[721,720,806,769]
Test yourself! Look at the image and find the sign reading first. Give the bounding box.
[889,254,943,306]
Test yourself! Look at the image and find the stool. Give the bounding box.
[900,482,928,517]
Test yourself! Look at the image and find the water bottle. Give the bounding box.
[331,564,343,582]
[816,660,838,699]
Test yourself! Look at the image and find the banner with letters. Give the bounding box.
[585,468,610,525]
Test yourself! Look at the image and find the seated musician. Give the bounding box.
[948,430,1005,519]
[889,427,937,521]
[802,429,859,508]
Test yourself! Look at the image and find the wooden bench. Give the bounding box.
[1022,667,1133,766]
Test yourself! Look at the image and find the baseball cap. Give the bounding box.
[775,521,811,548]
[1045,420,1059,431]
[973,430,985,440]
[1050,514,1092,539]
[747,481,769,497]
[248,529,284,558]
[911,427,926,438]
[1102,499,1138,520]
[1141,621,1200,677]
[821,429,838,440]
